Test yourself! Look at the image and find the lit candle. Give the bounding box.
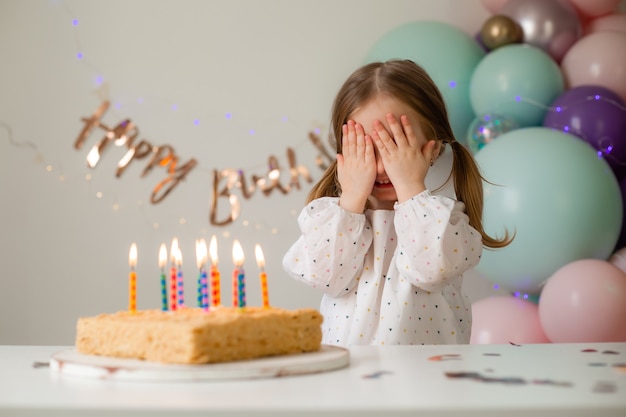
[209,235,221,307]
[170,238,178,311]
[176,247,184,308]
[232,240,246,308]
[158,243,168,311]
[196,239,208,311]
[255,244,270,308]
[128,243,137,313]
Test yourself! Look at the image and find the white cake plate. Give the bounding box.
[49,345,349,382]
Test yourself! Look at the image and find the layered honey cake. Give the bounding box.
[76,307,323,364]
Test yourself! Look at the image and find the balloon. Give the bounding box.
[568,0,622,19]
[480,15,524,50]
[501,0,582,62]
[470,296,549,344]
[475,127,623,293]
[585,12,626,35]
[542,85,626,174]
[561,31,626,103]
[366,21,485,144]
[609,247,626,273]
[470,45,563,127]
[617,176,626,249]
[474,31,489,53]
[480,0,511,14]
[466,113,519,154]
[538,259,626,343]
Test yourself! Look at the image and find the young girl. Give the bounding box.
[282,59,512,347]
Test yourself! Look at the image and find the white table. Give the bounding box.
[1,343,625,416]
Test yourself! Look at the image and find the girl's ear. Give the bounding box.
[431,140,443,161]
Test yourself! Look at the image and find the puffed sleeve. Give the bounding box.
[282,197,373,297]
[393,191,483,292]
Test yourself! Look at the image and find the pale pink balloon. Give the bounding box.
[471,296,550,344]
[480,0,511,13]
[584,12,626,34]
[561,31,626,102]
[568,0,621,19]
[609,247,626,273]
[539,259,626,343]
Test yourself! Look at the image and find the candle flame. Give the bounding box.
[158,243,167,269]
[175,247,183,267]
[129,243,137,268]
[255,244,265,269]
[232,240,244,267]
[170,237,179,263]
[209,235,219,265]
[196,239,207,270]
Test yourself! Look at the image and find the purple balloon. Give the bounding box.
[543,85,626,176]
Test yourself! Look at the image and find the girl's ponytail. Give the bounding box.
[449,140,513,249]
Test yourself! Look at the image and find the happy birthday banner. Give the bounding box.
[74,101,334,226]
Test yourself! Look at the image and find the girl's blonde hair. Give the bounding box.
[307,59,512,249]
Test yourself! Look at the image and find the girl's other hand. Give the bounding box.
[371,114,436,202]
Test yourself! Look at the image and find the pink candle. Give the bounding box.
[128,243,137,313]
[158,243,167,311]
[169,238,178,311]
[232,240,245,308]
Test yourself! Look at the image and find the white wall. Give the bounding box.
[0,0,521,345]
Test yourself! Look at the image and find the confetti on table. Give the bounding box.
[428,354,461,362]
[613,363,626,375]
[445,372,573,388]
[532,379,574,388]
[592,380,617,393]
[445,371,526,385]
[602,350,620,355]
[32,362,49,369]
[362,370,393,379]
[509,341,521,347]
[483,353,501,357]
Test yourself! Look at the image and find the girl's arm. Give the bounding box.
[393,191,483,292]
[282,197,373,297]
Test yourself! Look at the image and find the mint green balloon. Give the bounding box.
[475,127,622,294]
[365,21,485,144]
[470,45,563,127]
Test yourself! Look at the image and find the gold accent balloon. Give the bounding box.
[480,15,524,50]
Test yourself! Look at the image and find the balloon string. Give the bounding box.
[518,95,626,113]
[0,122,39,154]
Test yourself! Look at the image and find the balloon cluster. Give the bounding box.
[472,0,626,345]
[366,0,626,344]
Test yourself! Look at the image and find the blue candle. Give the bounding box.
[176,248,184,308]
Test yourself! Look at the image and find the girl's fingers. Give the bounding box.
[399,115,419,147]
[343,121,373,162]
[385,113,408,147]
[372,120,395,152]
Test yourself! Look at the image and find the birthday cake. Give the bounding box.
[76,307,323,364]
